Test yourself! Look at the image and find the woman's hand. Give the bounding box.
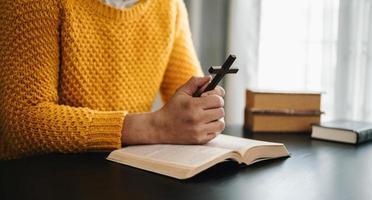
[122,76,225,145]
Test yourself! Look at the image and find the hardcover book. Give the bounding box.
[311,120,372,144]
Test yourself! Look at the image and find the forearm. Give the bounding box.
[0,102,126,160]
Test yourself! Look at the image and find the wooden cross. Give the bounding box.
[193,54,238,97]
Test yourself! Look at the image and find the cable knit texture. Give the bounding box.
[0,0,202,159]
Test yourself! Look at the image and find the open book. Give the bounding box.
[107,134,289,179]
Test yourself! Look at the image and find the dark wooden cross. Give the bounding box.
[193,54,238,97]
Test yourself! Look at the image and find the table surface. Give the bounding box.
[1,126,372,200]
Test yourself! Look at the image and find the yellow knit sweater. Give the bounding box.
[0,0,202,159]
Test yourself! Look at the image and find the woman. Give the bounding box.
[0,0,225,159]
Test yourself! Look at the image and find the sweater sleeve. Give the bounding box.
[160,0,203,103]
[0,0,126,160]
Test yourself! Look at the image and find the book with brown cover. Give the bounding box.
[245,89,322,132]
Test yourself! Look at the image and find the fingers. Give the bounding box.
[177,76,212,96]
[198,77,212,94]
[201,86,225,97]
[189,115,225,144]
[195,119,224,144]
[196,86,225,109]
[196,94,224,109]
[201,108,225,123]
[203,118,225,134]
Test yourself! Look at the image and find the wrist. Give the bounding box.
[121,111,161,145]
[151,110,165,142]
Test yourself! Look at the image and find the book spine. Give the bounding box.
[357,129,372,143]
[249,108,323,116]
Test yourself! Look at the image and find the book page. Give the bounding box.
[116,144,232,168]
[206,134,282,156]
[108,135,288,179]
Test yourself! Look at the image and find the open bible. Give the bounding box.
[107,134,289,179]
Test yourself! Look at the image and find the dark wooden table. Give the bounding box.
[1,126,372,200]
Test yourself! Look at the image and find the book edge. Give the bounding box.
[247,89,322,95]
[106,150,193,179]
[242,144,290,164]
[311,125,358,144]
[106,147,237,180]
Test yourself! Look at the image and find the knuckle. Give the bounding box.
[220,87,226,96]
[213,95,224,107]
[190,133,203,144]
[218,108,225,117]
[216,86,225,96]
[217,120,225,131]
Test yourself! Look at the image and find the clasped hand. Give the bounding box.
[122,76,225,145]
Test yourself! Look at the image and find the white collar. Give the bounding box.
[101,0,139,9]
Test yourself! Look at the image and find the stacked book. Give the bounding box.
[244,89,322,132]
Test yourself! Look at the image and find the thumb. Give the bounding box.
[178,76,212,96]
